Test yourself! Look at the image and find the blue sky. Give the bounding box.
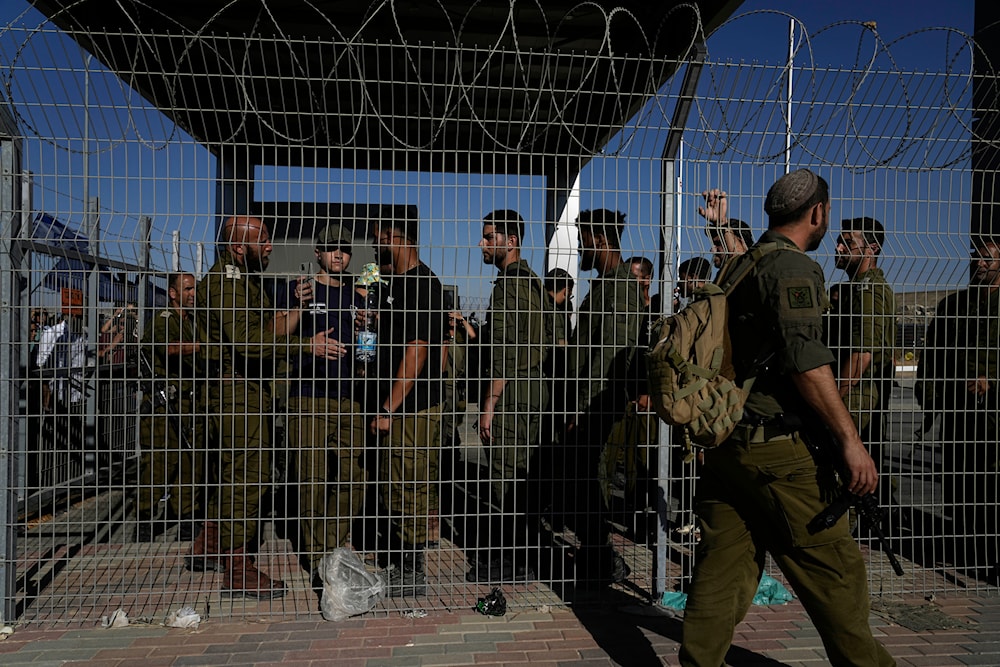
[0,0,977,311]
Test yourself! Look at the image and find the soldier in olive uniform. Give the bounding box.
[679,170,895,667]
[917,235,1000,580]
[564,208,644,586]
[135,272,206,542]
[467,209,551,583]
[186,215,343,600]
[827,217,896,502]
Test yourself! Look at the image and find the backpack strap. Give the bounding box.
[715,241,802,399]
[715,241,788,296]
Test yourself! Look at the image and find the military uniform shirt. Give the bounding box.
[484,259,550,380]
[568,261,644,415]
[196,250,312,380]
[728,230,835,420]
[918,287,1000,413]
[827,267,896,381]
[141,307,200,396]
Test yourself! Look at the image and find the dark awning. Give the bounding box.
[33,212,138,304]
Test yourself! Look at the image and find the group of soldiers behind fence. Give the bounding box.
[27,189,1000,604]
[127,208,658,602]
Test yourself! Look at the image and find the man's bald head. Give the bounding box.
[224,215,265,242]
[223,215,272,272]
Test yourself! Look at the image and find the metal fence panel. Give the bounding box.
[1,5,998,626]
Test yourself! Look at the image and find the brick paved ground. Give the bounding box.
[1,593,998,666]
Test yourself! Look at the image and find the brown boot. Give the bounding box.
[222,545,285,600]
[184,521,225,572]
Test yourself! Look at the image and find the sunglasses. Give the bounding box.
[319,245,352,254]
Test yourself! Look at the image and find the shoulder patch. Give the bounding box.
[224,264,242,280]
[159,310,172,319]
[786,285,814,309]
[778,277,821,316]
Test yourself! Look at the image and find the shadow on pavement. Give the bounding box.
[572,590,788,667]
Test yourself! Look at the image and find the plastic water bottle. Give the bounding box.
[355,289,378,363]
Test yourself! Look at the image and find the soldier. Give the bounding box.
[917,234,1000,581]
[273,223,367,590]
[186,215,343,600]
[827,217,896,497]
[627,256,654,308]
[674,256,712,311]
[467,209,551,583]
[679,169,895,667]
[368,215,446,597]
[564,208,644,586]
[135,272,206,542]
[543,267,574,346]
[699,187,753,276]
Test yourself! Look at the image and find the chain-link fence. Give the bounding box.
[1,2,997,626]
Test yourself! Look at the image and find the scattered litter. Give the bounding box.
[661,572,794,612]
[319,547,386,622]
[401,609,427,618]
[752,573,794,606]
[0,625,13,639]
[101,609,129,628]
[660,590,688,611]
[475,587,507,616]
[165,606,202,629]
[537,604,551,614]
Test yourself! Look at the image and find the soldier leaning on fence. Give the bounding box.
[272,223,367,593]
[135,272,209,543]
[699,187,753,277]
[563,208,644,586]
[185,215,343,600]
[368,215,446,597]
[466,209,551,584]
[916,234,1000,583]
[827,217,897,507]
[678,169,895,667]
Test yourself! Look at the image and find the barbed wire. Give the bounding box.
[0,1,993,171]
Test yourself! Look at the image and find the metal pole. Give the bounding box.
[656,43,706,599]
[139,216,151,338]
[84,197,100,477]
[82,52,100,477]
[785,18,794,174]
[171,229,180,272]
[0,103,23,625]
[196,242,205,280]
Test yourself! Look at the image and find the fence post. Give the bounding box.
[0,101,24,625]
[655,43,706,600]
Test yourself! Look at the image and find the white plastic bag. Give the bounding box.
[319,548,385,622]
[165,606,202,628]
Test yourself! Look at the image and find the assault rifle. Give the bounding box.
[807,491,905,576]
[794,415,905,577]
[138,350,193,450]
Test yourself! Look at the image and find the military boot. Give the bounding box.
[385,549,427,597]
[184,521,225,572]
[222,545,286,600]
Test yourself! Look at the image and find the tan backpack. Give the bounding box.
[646,243,784,447]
